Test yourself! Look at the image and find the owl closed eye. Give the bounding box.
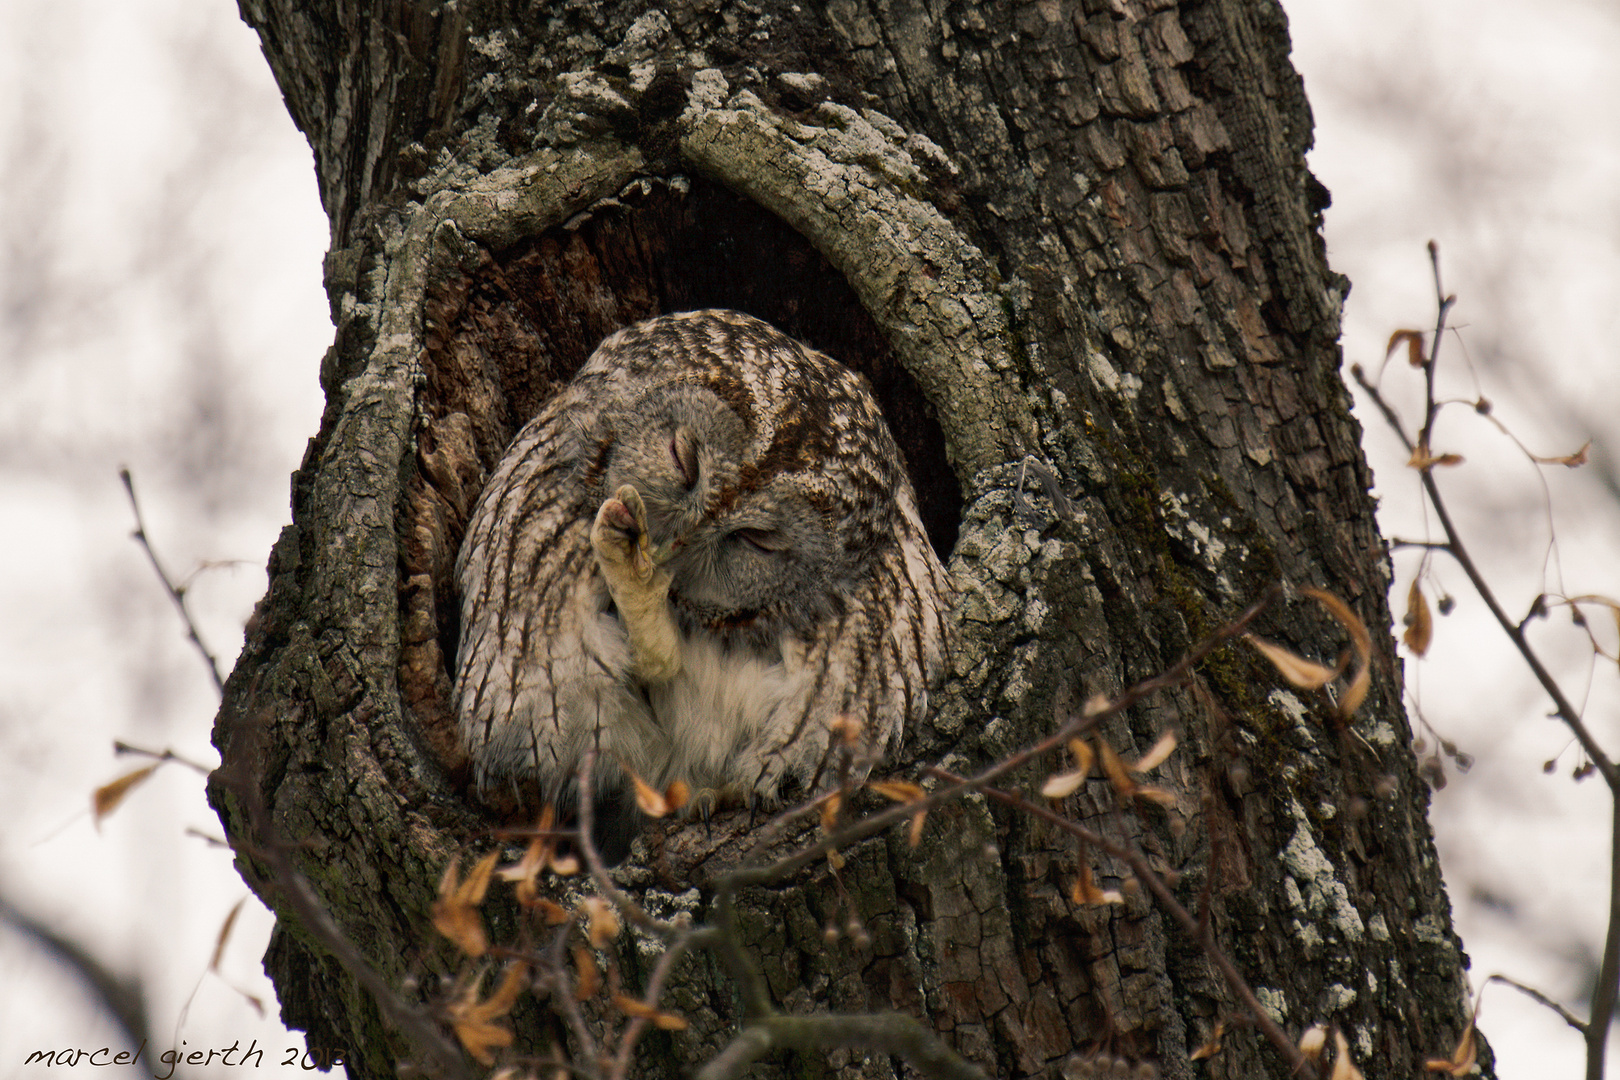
[452,309,953,857]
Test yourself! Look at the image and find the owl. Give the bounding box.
[453,309,953,850]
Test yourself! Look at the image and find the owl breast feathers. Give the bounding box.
[453,309,953,839]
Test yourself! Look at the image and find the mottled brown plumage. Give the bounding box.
[454,310,952,847]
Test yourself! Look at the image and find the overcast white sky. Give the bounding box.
[2,0,1616,1075]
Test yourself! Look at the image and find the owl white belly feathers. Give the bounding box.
[452,310,952,850]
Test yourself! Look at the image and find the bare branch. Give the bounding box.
[1589,799,1620,1080]
[1351,367,1618,789]
[606,931,699,1080]
[1356,245,1620,1079]
[575,755,684,937]
[1482,974,1587,1035]
[119,467,225,694]
[0,893,153,1057]
[113,740,211,774]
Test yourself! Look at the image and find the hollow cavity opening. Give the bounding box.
[426,174,961,558]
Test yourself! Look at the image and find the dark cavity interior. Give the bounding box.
[427,175,962,558]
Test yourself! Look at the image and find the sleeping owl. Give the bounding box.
[452,309,952,850]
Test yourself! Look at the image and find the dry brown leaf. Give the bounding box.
[580,896,620,948]
[1403,579,1433,657]
[1068,738,1095,776]
[1189,1019,1226,1060]
[1303,587,1374,719]
[534,898,571,926]
[572,945,600,1001]
[1128,730,1178,773]
[819,791,842,833]
[1133,785,1180,808]
[867,779,929,846]
[1044,737,1097,798]
[1424,1013,1478,1075]
[1069,863,1124,906]
[498,809,554,908]
[908,806,928,848]
[1407,445,1465,470]
[1533,439,1591,468]
[1041,768,1089,799]
[613,993,690,1030]
[1330,1030,1365,1080]
[209,897,248,972]
[628,767,671,817]
[1339,659,1372,718]
[462,850,499,903]
[449,963,528,1066]
[1386,329,1427,367]
[1245,634,1337,689]
[433,851,500,957]
[93,762,161,826]
[1096,740,1136,801]
[867,779,926,804]
[663,780,691,812]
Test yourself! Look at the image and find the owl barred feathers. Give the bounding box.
[453,310,953,846]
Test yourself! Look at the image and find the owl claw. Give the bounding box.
[594,485,657,584]
[683,783,747,823]
[687,786,721,822]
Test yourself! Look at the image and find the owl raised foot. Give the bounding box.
[591,484,681,682]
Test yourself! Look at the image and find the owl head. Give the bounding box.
[576,312,907,642]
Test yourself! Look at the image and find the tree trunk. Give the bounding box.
[210,1,1489,1077]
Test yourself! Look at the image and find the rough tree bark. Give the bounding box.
[209,1,1491,1077]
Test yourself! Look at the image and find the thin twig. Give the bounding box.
[113,740,212,774]
[1356,244,1619,1080]
[532,921,603,1077]
[1482,974,1587,1034]
[1589,798,1620,1080]
[119,467,224,694]
[1350,369,1617,788]
[606,931,698,1080]
[575,756,680,936]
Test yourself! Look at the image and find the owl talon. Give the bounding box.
[687,786,720,822]
[683,784,746,823]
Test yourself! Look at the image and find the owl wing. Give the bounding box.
[756,489,954,792]
[454,392,646,800]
